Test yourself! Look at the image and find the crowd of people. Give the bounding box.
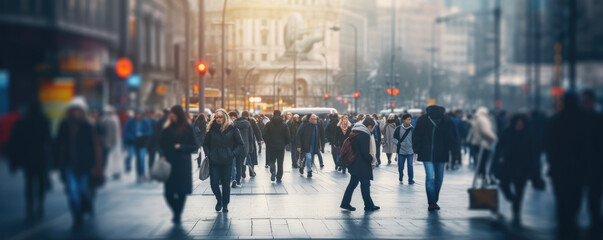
[0,89,601,239]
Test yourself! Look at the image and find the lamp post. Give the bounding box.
[243,67,256,110]
[225,66,232,110]
[220,0,228,109]
[273,66,288,109]
[330,24,358,113]
[321,53,328,107]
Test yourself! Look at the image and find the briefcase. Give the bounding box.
[468,188,498,211]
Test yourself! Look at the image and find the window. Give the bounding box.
[262,53,267,61]
[261,31,268,46]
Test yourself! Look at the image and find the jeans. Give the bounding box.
[317,151,324,166]
[64,168,90,219]
[210,164,233,205]
[397,154,414,182]
[303,152,315,173]
[269,149,285,181]
[331,146,340,167]
[290,144,299,168]
[375,142,381,165]
[423,161,445,204]
[341,175,374,208]
[126,145,146,177]
[148,146,157,171]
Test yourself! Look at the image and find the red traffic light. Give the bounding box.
[392,88,399,96]
[344,99,348,104]
[353,92,360,98]
[391,102,396,108]
[323,93,329,99]
[386,88,399,96]
[115,57,133,78]
[387,88,392,95]
[551,86,564,97]
[197,62,207,74]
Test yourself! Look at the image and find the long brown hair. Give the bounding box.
[169,105,189,134]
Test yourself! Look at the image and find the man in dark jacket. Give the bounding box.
[262,110,291,182]
[325,114,340,169]
[412,105,460,211]
[230,111,254,187]
[242,111,260,178]
[581,90,603,239]
[288,114,302,168]
[123,110,152,180]
[340,117,380,211]
[296,114,323,177]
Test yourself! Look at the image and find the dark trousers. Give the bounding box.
[588,177,603,236]
[499,177,527,219]
[235,156,245,183]
[552,177,583,239]
[210,164,232,205]
[330,145,339,168]
[148,146,157,171]
[341,175,374,208]
[24,170,46,219]
[164,191,187,219]
[269,149,285,181]
[290,144,299,168]
[375,142,381,165]
[317,151,324,166]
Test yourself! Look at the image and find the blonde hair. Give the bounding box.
[207,109,231,132]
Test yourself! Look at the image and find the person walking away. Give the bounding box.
[99,106,123,180]
[288,114,301,168]
[470,107,498,183]
[582,90,603,239]
[262,110,291,182]
[412,105,461,211]
[448,110,464,170]
[203,109,244,212]
[296,114,323,178]
[381,114,398,164]
[371,114,383,166]
[243,111,261,178]
[497,114,533,226]
[326,114,340,170]
[123,110,152,182]
[147,110,163,175]
[6,101,51,223]
[333,115,351,173]
[316,118,326,168]
[159,105,198,224]
[54,97,98,230]
[230,111,253,187]
[392,114,415,184]
[340,117,380,211]
[193,113,207,168]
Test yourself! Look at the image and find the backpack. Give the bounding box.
[339,131,360,166]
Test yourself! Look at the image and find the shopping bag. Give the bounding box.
[468,188,498,211]
[150,159,171,182]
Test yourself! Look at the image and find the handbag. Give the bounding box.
[150,159,171,182]
[199,156,210,181]
[468,142,498,212]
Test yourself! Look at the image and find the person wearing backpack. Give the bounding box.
[333,115,352,173]
[412,105,461,211]
[339,117,380,212]
[392,114,415,184]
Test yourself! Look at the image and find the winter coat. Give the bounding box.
[287,119,301,146]
[99,110,121,150]
[193,117,207,149]
[159,124,197,194]
[249,118,263,142]
[372,122,382,145]
[262,116,291,151]
[498,127,532,182]
[469,107,497,146]
[412,105,461,163]
[346,124,373,180]
[381,120,398,153]
[333,124,351,148]
[6,111,51,174]
[296,121,324,153]
[147,118,163,149]
[55,119,97,176]
[233,117,254,156]
[123,117,152,145]
[203,123,244,165]
[325,118,339,144]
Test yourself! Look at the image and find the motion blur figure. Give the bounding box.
[100,106,123,180]
[581,90,603,239]
[5,101,51,223]
[123,110,152,182]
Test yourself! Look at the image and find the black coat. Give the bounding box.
[193,118,207,149]
[249,118,263,142]
[233,117,254,156]
[347,131,373,180]
[55,119,96,176]
[325,119,339,143]
[287,120,301,146]
[544,108,591,179]
[160,124,197,195]
[203,123,244,165]
[6,112,51,173]
[498,128,532,181]
[262,116,291,151]
[412,105,461,162]
[296,121,323,153]
[333,126,351,148]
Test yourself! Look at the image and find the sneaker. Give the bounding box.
[340,204,356,211]
[231,181,237,188]
[250,169,256,177]
[409,180,415,184]
[364,206,380,211]
[434,203,441,210]
[308,171,312,178]
[271,172,276,181]
[276,179,282,183]
[320,164,324,168]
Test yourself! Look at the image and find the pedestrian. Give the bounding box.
[123,109,152,182]
[381,114,398,164]
[243,111,261,178]
[287,114,302,168]
[262,110,291,182]
[412,105,461,211]
[316,118,326,168]
[340,117,380,211]
[6,101,51,223]
[159,105,198,224]
[497,114,533,226]
[230,111,253,187]
[54,97,98,230]
[296,114,323,178]
[100,106,123,180]
[371,114,382,166]
[469,107,497,182]
[447,110,463,170]
[333,115,351,173]
[326,114,340,169]
[203,109,244,213]
[581,89,603,239]
[193,113,207,168]
[147,110,164,174]
[392,113,415,184]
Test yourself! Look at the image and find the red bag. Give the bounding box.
[339,131,360,166]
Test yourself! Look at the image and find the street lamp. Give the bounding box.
[220,0,229,109]
[225,66,232,110]
[243,67,256,110]
[273,66,288,109]
[320,53,328,107]
[330,24,358,113]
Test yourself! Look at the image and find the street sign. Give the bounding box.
[156,84,168,95]
[127,74,141,88]
[336,95,343,101]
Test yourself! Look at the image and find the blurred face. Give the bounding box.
[310,114,318,124]
[215,113,225,125]
[135,113,142,120]
[388,115,394,120]
[403,117,411,126]
[294,115,299,121]
[230,115,236,121]
[514,119,524,131]
[71,108,84,120]
[169,112,177,123]
[367,125,374,132]
[341,116,349,128]
[155,111,164,118]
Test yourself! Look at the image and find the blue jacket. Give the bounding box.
[123,117,152,143]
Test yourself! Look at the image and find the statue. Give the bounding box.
[280,13,324,61]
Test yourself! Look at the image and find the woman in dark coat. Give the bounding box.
[333,115,351,173]
[159,105,198,224]
[340,117,380,211]
[203,109,244,213]
[497,114,533,226]
[193,113,207,168]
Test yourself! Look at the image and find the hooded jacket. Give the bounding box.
[232,117,254,155]
[412,105,461,163]
[346,123,374,180]
[262,115,291,150]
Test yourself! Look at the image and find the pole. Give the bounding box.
[525,0,532,109]
[184,2,190,113]
[198,0,205,113]
[274,66,287,108]
[429,20,436,102]
[494,0,501,109]
[353,26,358,114]
[390,0,395,113]
[534,0,541,111]
[568,0,576,90]
[220,0,228,109]
[324,54,328,107]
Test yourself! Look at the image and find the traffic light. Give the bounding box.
[323,93,329,99]
[391,102,395,108]
[353,91,360,98]
[197,62,207,74]
[115,57,133,78]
